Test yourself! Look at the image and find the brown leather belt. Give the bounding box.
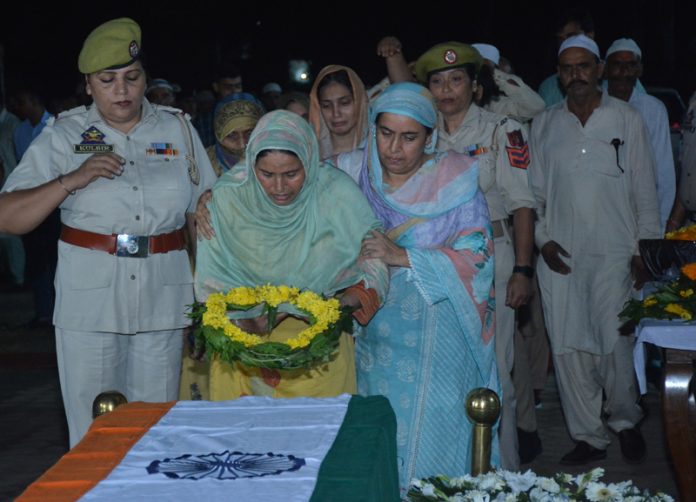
[491,219,508,239]
[60,225,186,257]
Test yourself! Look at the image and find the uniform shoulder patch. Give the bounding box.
[505,129,529,169]
[506,129,525,147]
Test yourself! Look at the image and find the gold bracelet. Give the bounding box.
[57,174,76,195]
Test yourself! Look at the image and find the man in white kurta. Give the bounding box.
[528,35,661,465]
[604,38,675,234]
[667,91,696,230]
[680,94,696,205]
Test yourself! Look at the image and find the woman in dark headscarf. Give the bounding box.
[205,92,264,177]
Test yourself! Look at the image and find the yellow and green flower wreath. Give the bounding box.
[188,285,353,370]
[620,263,696,323]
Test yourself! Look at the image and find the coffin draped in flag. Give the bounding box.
[17,394,399,502]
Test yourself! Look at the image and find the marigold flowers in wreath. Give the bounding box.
[620,263,696,323]
[665,222,696,241]
[188,285,354,370]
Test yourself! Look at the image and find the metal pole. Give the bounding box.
[466,387,501,476]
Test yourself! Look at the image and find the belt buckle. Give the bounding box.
[116,234,149,258]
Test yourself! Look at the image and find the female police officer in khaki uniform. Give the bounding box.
[0,18,216,447]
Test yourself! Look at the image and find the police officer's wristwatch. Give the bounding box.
[512,265,534,278]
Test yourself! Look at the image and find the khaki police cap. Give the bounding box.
[414,42,483,84]
[78,17,142,74]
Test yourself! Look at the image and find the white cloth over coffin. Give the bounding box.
[634,319,696,394]
[80,394,351,501]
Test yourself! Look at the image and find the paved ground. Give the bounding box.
[525,362,679,499]
[0,288,680,500]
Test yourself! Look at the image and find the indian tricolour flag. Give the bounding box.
[18,394,399,502]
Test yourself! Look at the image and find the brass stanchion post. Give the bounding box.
[92,390,128,419]
[466,387,501,476]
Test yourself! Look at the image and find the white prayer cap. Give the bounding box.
[262,82,282,94]
[472,43,500,66]
[558,34,600,59]
[605,38,642,59]
[146,78,176,93]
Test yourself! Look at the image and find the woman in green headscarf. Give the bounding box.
[195,110,388,399]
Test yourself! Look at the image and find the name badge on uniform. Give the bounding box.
[73,126,114,153]
[505,129,530,169]
[146,143,180,157]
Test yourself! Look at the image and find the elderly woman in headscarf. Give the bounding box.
[308,64,369,160]
[334,82,499,490]
[195,110,388,399]
[206,92,265,177]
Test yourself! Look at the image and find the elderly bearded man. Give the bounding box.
[604,38,675,233]
[527,35,661,466]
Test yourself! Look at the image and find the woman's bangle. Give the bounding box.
[57,174,76,195]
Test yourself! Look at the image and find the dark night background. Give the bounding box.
[1,1,695,107]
